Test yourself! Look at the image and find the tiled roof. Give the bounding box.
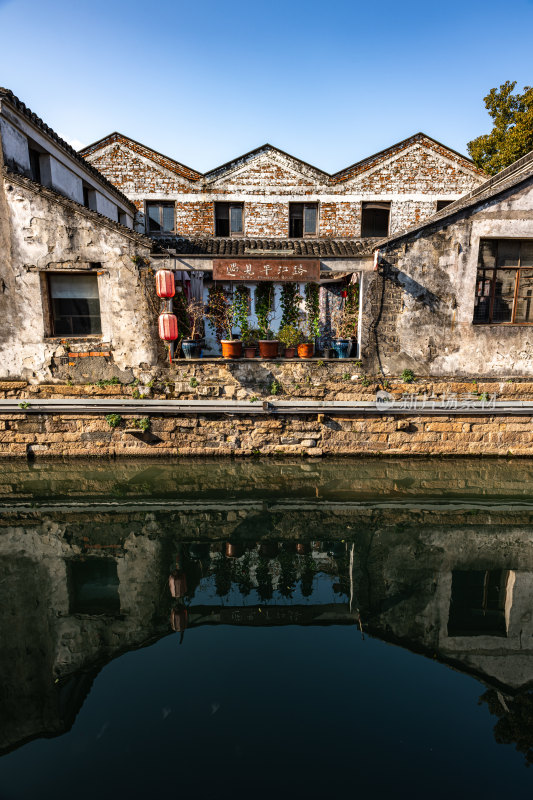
[153,237,376,257]
[0,88,136,210]
[375,148,533,250]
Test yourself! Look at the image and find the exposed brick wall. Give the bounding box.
[82,136,485,240]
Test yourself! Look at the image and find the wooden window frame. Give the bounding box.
[214,202,244,237]
[473,239,533,326]
[46,271,102,338]
[145,201,175,234]
[288,202,319,238]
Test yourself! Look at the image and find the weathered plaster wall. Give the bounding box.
[0,167,157,381]
[361,180,533,377]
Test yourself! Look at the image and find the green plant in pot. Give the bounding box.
[181,298,205,359]
[278,324,301,358]
[297,321,315,358]
[243,327,259,358]
[206,286,242,358]
[255,282,279,358]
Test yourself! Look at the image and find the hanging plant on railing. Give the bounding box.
[280,282,301,328]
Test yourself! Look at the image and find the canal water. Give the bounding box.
[1,458,533,799]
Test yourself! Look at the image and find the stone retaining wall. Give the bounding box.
[2,367,533,403]
[1,411,533,458]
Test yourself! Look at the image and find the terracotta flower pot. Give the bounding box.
[297,342,315,359]
[258,340,279,359]
[284,347,297,358]
[221,339,242,359]
[244,346,257,358]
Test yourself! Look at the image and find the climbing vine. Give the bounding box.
[255,282,275,338]
[233,285,250,340]
[280,282,301,328]
[304,283,320,339]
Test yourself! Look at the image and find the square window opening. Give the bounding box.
[361,202,390,238]
[48,273,102,336]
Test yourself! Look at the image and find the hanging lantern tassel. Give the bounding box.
[155,269,175,298]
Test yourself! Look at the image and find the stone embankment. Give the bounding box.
[0,366,533,458]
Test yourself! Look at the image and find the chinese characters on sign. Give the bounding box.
[212,259,320,282]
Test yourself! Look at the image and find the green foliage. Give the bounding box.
[95,377,121,387]
[304,283,320,339]
[360,376,370,387]
[105,413,122,428]
[132,389,141,399]
[316,360,324,367]
[342,372,350,380]
[479,392,490,402]
[280,283,301,328]
[189,377,199,388]
[467,81,533,175]
[249,395,259,403]
[133,417,151,432]
[255,283,275,338]
[270,380,282,395]
[18,401,30,409]
[233,285,250,340]
[401,369,415,383]
[278,324,301,348]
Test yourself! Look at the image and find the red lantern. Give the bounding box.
[341,290,348,298]
[155,269,175,298]
[159,312,178,341]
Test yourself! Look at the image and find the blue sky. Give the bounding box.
[0,0,532,173]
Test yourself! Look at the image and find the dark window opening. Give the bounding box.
[448,569,510,637]
[361,202,390,238]
[474,239,533,325]
[436,199,453,211]
[289,203,318,238]
[48,273,102,336]
[215,203,243,236]
[68,559,120,615]
[83,186,90,208]
[29,148,41,183]
[146,201,175,234]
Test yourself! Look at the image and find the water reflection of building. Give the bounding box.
[2,502,533,760]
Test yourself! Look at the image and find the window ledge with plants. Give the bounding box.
[156,272,360,362]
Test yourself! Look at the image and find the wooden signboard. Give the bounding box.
[213,258,320,282]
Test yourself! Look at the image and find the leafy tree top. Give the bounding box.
[467,81,533,175]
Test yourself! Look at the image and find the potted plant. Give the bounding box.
[181,298,205,359]
[331,289,358,358]
[243,328,259,358]
[278,324,300,358]
[206,286,242,358]
[297,322,315,358]
[255,283,279,359]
